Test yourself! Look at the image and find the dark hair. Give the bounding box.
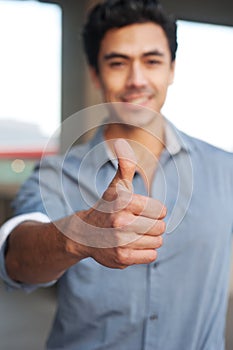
[82,0,178,72]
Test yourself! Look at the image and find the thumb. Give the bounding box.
[112,139,137,190]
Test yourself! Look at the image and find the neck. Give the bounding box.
[104,114,165,157]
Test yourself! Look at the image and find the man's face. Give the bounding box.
[91,22,175,126]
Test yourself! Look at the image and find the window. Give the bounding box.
[0,0,62,184]
[162,20,233,152]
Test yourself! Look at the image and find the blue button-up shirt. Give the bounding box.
[1,121,233,350]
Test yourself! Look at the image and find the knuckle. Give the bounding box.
[155,220,166,234]
[115,248,131,265]
[151,235,163,249]
[157,235,163,247]
[146,250,158,263]
[111,213,124,228]
[161,220,166,233]
[114,190,132,211]
[152,250,158,261]
[113,196,124,212]
[162,205,167,215]
[111,212,132,229]
[154,200,167,218]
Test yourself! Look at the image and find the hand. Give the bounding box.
[64,139,166,269]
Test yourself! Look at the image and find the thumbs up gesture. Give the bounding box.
[70,139,166,269]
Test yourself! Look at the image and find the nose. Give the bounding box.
[126,62,147,88]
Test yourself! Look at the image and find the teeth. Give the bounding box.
[127,97,148,104]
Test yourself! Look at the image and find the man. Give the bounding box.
[0,0,233,349]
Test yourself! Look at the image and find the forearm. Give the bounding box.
[5,218,88,284]
[4,173,166,284]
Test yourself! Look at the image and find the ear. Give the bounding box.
[89,67,101,89]
[168,60,176,85]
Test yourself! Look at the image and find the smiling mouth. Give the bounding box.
[122,95,152,105]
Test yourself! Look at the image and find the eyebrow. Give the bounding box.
[103,53,129,60]
[103,50,165,61]
[143,50,165,57]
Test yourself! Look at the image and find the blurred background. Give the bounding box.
[0,0,232,349]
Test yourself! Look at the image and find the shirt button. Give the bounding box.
[149,314,158,321]
[153,262,159,268]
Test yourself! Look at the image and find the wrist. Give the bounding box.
[53,212,91,262]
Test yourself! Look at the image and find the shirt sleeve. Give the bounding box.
[0,212,57,292]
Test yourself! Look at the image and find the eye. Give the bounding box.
[145,59,161,67]
[109,61,126,69]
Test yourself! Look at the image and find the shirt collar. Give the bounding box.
[88,119,191,170]
[164,118,190,155]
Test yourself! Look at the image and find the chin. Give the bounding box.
[107,101,160,128]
